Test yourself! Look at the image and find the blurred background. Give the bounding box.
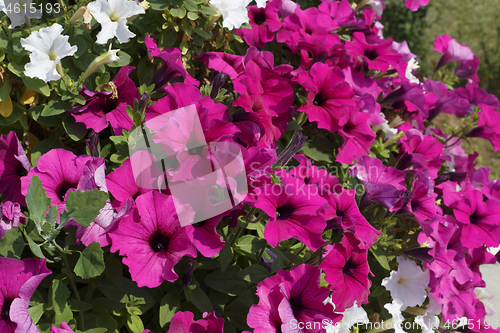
[382,0,500,180]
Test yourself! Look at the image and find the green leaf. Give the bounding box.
[104,253,123,287]
[41,98,72,116]
[0,76,10,102]
[219,245,233,273]
[96,311,118,333]
[82,329,107,333]
[159,291,181,327]
[235,235,267,260]
[74,241,105,279]
[0,101,24,126]
[30,137,64,167]
[23,230,45,259]
[0,228,25,258]
[370,247,391,271]
[238,265,269,284]
[66,189,109,227]
[204,268,247,296]
[199,6,218,15]
[21,76,51,97]
[26,175,51,225]
[28,303,45,325]
[148,0,169,10]
[193,26,211,39]
[170,7,186,18]
[181,18,193,37]
[68,299,92,311]
[7,62,25,77]
[159,29,178,49]
[54,303,73,327]
[29,105,64,127]
[183,0,198,11]
[184,285,213,312]
[51,279,70,316]
[127,314,145,333]
[187,11,198,20]
[62,114,87,141]
[224,290,254,331]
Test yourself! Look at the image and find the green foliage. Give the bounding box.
[74,242,106,279]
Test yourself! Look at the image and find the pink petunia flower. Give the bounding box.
[236,1,282,49]
[405,0,429,11]
[167,311,224,333]
[434,35,474,70]
[247,264,341,333]
[320,233,372,312]
[50,322,75,333]
[0,201,26,240]
[336,108,376,164]
[295,62,356,132]
[322,190,380,249]
[109,191,197,288]
[20,149,93,213]
[345,32,402,72]
[68,66,139,134]
[254,170,328,251]
[0,257,51,333]
[0,132,32,205]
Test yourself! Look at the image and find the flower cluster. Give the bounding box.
[2,0,500,332]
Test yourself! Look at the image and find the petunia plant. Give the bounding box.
[1,0,500,332]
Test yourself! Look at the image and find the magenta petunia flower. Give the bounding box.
[405,0,429,11]
[0,257,51,333]
[424,79,470,120]
[0,132,32,205]
[455,55,480,84]
[295,62,356,132]
[167,311,224,333]
[109,191,197,288]
[351,155,406,210]
[236,1,282,49]
[254,170,328,250]
[21,149,93,213]
[68,66,139,134]
[247,264,341,333]
[50,322,75,333]
[453,189,500,249]
[289,154,340,196]
[320,233,372,312]
[345,32,402,72]
[434,35,474,70]
[322,190,380,249]
[0,201,26,240]
[381,81,427,118]
[336,108,376,165]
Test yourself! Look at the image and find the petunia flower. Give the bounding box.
[0,132,32,205]
[405,0,429,11]
[210,0,252,30]
[434,35,474,70]
[87,0,145,44]
[0,257,51,333]
[20,23,78,83]
[235,1,282,49]
[167,311,224,333]
[382,256,430,309]
[20,149,93,213]
[109,191,197,288]
[326,301,369,333]
[254,170,328,251]
[50,322,76,333]
[0,201,26,240]
[320,233,372,312]
[383,299,405,333]
[247,264,341,333]
[3,0,42,29]
[345,32,402,72]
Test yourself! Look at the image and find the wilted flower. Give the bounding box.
[20,23,78,83]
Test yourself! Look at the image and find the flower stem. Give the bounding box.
[60,250,84,330]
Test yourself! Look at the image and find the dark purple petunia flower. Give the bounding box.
[0,132,32,205]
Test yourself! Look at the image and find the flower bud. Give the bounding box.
[81,45,120,81]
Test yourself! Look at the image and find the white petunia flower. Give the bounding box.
[415,294,442,333]
[326,301,370,333]
[405,58,420,84]
[3,0,42,28]
[87,0,145,44]
[475,288,496,317]
[366,0,383,16]
[21,23,78,83]
[382,256,430,309]
[384,299,406,333]
[210,0,252,30]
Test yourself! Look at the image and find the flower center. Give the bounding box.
[56,181,77,202]
[48,51,58,61]
[1,299,12,322]
[253,9,266,25]
[342,258,358,277]
[276,202,295,221]
[149,232,170,253]
[109,12,120,22]
[470,211,482,225]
